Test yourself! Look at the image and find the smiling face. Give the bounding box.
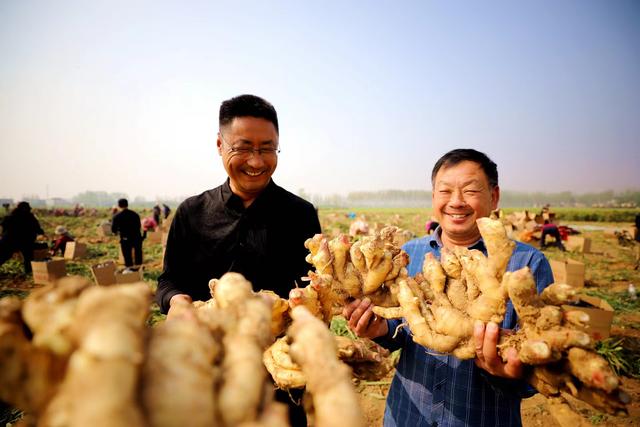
[431,160,500,247]
[217,116,279,206]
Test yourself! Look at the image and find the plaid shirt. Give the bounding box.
[377,229,554,427]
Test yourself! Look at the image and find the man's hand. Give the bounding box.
[167,294,193,321]
[473,321,522,379]
[342,298,388,339]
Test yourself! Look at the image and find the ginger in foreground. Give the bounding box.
[287,306,366,427]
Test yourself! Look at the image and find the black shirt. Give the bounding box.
[111,209,142,241]
[1,211,44,246]
[156,179,321,313]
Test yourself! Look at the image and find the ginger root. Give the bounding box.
[301,227,410,324]
[264,333,393,389]
[287,306,366,427]
[1,273,290,427]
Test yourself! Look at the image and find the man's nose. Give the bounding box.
[449,189,467,206]
[246,151,266,166]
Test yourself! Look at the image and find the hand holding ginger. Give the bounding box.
[342,298,388,339]
[473,321,523,379]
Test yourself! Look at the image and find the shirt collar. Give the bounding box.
[221,178,276,212]
[429,226,486,251]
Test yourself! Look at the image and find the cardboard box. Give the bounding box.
[550,259,585,289]
[146,231,162,244]
[64,242,88,260]
[91,261,144,285]
[97,223,112,237]
[562,295,614,340]
[32,248,50,261]
[115,266,144,284]
[565,236,592,253]
[91,260,118,286]
[31,258,66,285]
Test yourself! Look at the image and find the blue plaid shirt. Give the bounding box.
[377,229,554,427]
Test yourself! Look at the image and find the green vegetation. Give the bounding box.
[584,289,640,313]
[147,303,166,327]
[65,262,92,279]
[596,337,640,379]
[330,315,357,339]
[495,207,639,222]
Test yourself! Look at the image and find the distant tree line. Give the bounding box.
[306,189,640,208]
[6,189,640,209]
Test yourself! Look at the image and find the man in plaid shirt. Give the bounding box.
[344,149,553,426]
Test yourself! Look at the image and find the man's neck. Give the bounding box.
[229,183,266,208]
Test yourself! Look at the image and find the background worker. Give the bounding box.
[540,219,566,251]
[111,198,143,267]
[344,149,554,427]
[157,94,321,426]
[0,202,45,274]
[141,216,158,240]
[162,203,171,220]
[152,204,161,225]
[50,225,74,256]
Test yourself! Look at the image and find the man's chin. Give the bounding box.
[239,179,269,194]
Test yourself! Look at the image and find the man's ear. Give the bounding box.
[491,185,500,210]
[216,133,223,156]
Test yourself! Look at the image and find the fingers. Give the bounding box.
[353,305,375,335]
[346,298,371,330]
[482,322,500,364]
[343,298,387,339]
[474,321,523,379]
[342,298,362,319]
[473,320,486,363]
[503,347,523,378]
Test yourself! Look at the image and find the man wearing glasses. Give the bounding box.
[156,94,320,425]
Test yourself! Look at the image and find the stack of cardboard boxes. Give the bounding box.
[550,258,614,339]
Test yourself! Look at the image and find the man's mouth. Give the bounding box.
[446,213,471,219]
[244,170,264,177]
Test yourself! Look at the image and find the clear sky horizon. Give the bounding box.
[1,0,639,202]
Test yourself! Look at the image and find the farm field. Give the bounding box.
[1,207,640,426]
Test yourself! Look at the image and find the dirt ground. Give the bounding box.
[356,368,640,427]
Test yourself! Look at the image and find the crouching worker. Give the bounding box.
[51,226,74,256]
[540,220,566,251]
[343,149,554,427]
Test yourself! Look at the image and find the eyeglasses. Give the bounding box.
[219,132,280,157]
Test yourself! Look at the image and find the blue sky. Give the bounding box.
[1,0,638,201]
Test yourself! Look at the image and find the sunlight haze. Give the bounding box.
[1,0,639,202]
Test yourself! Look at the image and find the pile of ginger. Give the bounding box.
[0,273,366,427]
[296,218,630,419]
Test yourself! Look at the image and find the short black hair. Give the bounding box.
[118,198,128,208]
[431,149,498,188]
[219,94,279,134]
[15,201,31,213]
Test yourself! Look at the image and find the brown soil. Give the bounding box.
[356,371,640,427]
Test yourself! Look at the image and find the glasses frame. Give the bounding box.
[219,132,281,158]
